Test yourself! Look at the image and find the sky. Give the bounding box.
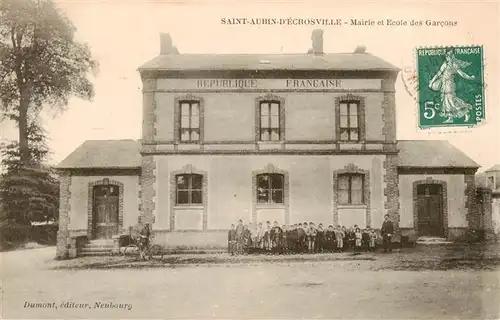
[1,0,499,171]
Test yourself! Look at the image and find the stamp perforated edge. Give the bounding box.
[412,44,486,133]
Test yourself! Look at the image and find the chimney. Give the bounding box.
[354,45,367,54]
[311,29,324,55]
[160,33,179,55]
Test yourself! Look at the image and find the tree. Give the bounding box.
[0,120,59,225]
[0,0,98,163]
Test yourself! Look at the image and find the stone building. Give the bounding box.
[56,30,480,257]
[477,165,500,237]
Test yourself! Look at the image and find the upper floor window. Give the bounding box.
[179,101,200,142]
[257,173,284,204]
[338,173,364,205]
[176,174,203,205]
[259,101,281,141]
[339,101,360,141]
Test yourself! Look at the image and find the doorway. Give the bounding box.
[92,185,119,239]
[416,184,444,237]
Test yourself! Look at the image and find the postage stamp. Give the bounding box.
[416,45,484,128]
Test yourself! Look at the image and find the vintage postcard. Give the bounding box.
[1,0,499,319]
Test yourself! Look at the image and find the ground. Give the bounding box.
[2,245,500,319]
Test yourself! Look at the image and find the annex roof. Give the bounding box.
[397,140,479,168]
[485,164,500,172]
[57,139,479,170]
[57,140,141,169]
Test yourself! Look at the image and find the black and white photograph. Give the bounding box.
[1,0,499,319]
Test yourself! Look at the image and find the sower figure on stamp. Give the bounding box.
[381,214,394,253]
[428,49,476,124]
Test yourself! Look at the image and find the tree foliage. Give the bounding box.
[0,0,98,162]
[0,120,59,225]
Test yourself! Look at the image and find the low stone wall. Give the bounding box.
[152,230,227,250]
[68,235,89,258]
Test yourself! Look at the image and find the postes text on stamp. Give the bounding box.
[416,46,484,128]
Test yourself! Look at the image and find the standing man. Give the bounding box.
[381,214,394,253]
[235,219,245,254]
[139,222,151,260]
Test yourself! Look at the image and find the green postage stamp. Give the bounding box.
[416,46,484,128]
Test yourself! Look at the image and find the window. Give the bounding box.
[488,176,495,189]
[179,101,200,142]
[176,174,203,205]
[338,173,364,205]
[256,174,284,204]
[259,101,281,141]
[339,101,360,141]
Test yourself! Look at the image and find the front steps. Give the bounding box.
[80,239,114,256]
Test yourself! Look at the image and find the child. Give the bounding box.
[270,221,281,253]
[342,226,349,251]
[281,225,288,254]
[362,228,371,252]
[256,222,265,252]
[273,223,283,254]
[325,225,335,253]
[335,225,344,252]
[348,227,356,252]
[243,225,252,254]
[307,222,317,253]
[316,223,325,253]
[263,221,271,253]
[228,224,237,255]
[354,227,362,252]
[249,222,257,252]
[286,225,295,254]
[369,228,378,251]
[297,223,306,253]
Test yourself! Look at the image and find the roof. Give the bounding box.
[57,140,141,169]
[398,140,479,168]
[138,53,399,72]
[485,164,500,172]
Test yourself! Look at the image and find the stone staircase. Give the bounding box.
[79,239,115,256]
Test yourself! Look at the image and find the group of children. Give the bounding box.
[228,220,379,255]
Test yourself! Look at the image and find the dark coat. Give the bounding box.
[325,230,335,241]
[228,229,237,242]
[381,220,394,236]
[235,224,245,238]
[140,224,151,238]
[297,228,306,242]
[362,231,370,243]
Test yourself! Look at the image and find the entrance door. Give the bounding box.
[416,184,444,237]
[92,185,119,239]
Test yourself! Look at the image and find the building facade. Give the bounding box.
[56,30,481,257]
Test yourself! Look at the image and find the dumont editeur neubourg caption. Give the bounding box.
[24,301,133,311]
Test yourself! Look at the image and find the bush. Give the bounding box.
[0,221,58,251]
[0,222,31,250]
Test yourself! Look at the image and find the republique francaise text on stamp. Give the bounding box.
[416,45,484,128]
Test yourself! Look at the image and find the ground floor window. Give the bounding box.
[176,174,203,205]
[338,173,365,205]
[257,173,284,204]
